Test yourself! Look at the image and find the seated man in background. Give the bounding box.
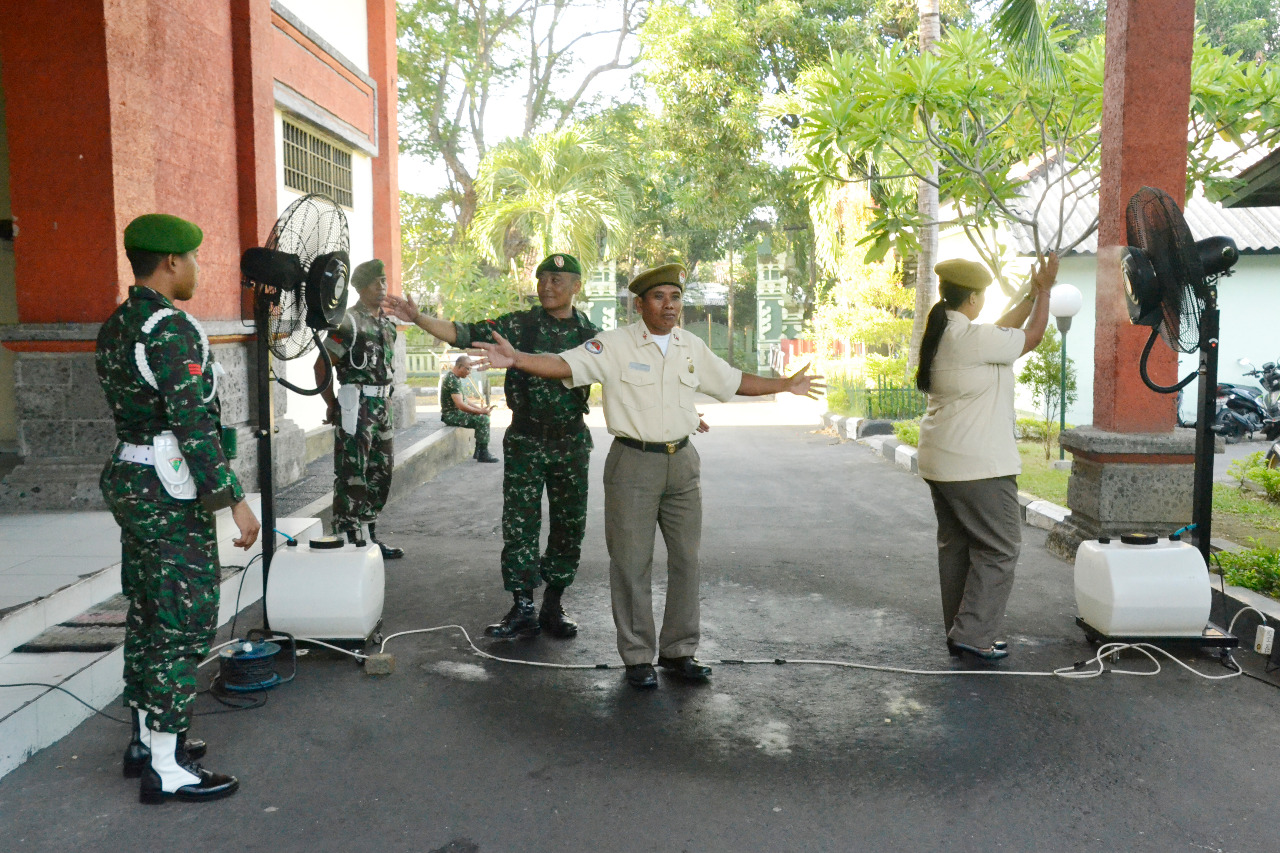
[441,355,498,463]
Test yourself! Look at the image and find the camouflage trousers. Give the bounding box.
[500,429,591,591]
[442,410,491,452]
[333,396,394,534]
[104,474,219,734]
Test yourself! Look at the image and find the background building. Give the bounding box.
[0,0,404,511]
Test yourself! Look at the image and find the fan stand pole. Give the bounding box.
[1191,295,1220,565]
[254,296,277,633]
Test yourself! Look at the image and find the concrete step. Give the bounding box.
[0,515,321,779]
[0,495,267,657]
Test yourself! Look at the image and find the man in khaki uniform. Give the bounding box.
[472,263,822,689]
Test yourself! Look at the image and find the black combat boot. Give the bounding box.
[484,590,540,639]
[368,523,403,560]
[476,446,500,463]
[538,585,579,639]
[344,528,366,547]
[123,708,206,779]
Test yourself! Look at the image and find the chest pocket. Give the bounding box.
[619,369,657,411]
[677,368,698,409]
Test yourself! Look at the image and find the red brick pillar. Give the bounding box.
[1049,0,1200,558]
[367,0,401,291]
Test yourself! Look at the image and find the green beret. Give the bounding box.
[629,263,687,296]
[934,259,992,291]
[536,253,582,277]
[351,259,385,290]
[123,214,202,254]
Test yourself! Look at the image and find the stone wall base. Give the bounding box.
[1046,426,1197,561]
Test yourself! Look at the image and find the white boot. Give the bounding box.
[148,731,200,793]
[136,710,151,750]
[139,730,239,804]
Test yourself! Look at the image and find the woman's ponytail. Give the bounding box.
[915,282,973,393]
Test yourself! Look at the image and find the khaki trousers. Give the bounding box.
[603,440,702,665]
[925,476,1021,649]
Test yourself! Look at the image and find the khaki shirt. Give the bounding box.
[916,311,1025,482]
[559,322,743,442]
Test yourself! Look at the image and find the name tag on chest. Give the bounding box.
[627,362,651,372]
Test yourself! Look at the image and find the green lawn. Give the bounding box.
[1011,442,1280,549]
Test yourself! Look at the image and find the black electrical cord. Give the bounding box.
[226,552,263,641]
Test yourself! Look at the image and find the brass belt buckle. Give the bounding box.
[665,441,677,454]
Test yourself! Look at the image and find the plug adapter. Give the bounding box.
[1255,625,1274,656]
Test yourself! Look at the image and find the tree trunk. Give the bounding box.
[907,0,942,374]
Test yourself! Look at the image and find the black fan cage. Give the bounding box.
[260,194,350,361]
[1125,188,1205,355]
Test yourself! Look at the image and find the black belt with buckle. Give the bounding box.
[509,415,586,441]
[615,436,689,455]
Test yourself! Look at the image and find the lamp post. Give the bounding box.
[1049,283,1083,460]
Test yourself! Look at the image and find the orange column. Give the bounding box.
[2,1,120,323]
[1091,0,1196,432]
[367,0,402,291]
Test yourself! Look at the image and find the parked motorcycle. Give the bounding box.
[1214,380,1265,442]
[1238,358,1280,441]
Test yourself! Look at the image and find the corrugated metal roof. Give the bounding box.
[1005,172,1280,256]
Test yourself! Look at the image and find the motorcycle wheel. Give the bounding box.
[1267,445,1280,470]
[1215,410,1246,444]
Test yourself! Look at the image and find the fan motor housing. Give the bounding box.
[306,250,350,331]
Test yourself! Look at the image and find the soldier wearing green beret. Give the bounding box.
[98,213,260,803]
[470,262,823,689]
[315,259,403,559]
[382,252,598,640]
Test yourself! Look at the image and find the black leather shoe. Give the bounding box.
[476,448,500,463]
[657,656,712,682]
[625,663,657,689]
[122,717,206,779]
[538,586,578,639]
[368,524,403,560]
[484,591,541,639]
[947,640,1009,661]
[139,765,239,804]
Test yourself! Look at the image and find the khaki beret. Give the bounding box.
[536,253,582,276]
[934,259,992,291]
[629,263,687,296]
[123,214,203,254]
[351,259,385,290]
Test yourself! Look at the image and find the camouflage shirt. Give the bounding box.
[325,301,397,386]
[440,371,467,419]
[454,307,598,425]
[96,285,244,510]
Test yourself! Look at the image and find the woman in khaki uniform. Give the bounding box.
[915,254,1057,661]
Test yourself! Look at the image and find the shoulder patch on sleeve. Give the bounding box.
[584,339,603,355]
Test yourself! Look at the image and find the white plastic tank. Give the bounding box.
[265,537,384,640]
[1074,533,1211,636]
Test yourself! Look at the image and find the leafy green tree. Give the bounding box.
[397,0,646,236]
[1018,325,1078,460]
[1197,0,1280,59]
[400,191,524,326]
[470,126,635,273]
[788,26,1280,295]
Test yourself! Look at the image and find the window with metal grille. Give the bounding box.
[282,119,354,208]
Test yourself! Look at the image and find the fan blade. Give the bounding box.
[241,247,305,292]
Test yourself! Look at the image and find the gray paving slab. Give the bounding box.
[2,400,1279,852]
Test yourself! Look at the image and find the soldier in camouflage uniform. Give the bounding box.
[97,213,260,803]
[440,354,498,462]
[315,259,402,560]
[382,252,597,639]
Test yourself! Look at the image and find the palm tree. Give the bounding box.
[992,0,1061,79]
[908,0,942,372]
[470,126,634,274]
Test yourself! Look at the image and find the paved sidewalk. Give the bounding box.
[2,396,1279,852]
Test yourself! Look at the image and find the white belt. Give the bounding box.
[358,384,392,398]
[118,442,154,465]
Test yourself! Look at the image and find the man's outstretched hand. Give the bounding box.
[785,363,825,400]
[381,293,421,323]
[470,332,517,370]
